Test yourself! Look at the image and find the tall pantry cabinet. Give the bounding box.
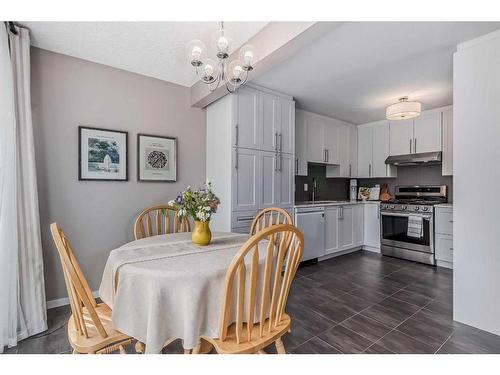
[206,85,295,233]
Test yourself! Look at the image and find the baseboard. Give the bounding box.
[319,246,362,261]
[362,245,381,253]
[46,290,99,309]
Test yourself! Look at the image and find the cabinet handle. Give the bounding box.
[235,124,239,146]
[349,164,352,177]
[279,153,283,172]
[237,216,254,222]
[449,247,453,251]
[326,149,329,163]
[369,164,372,177]
[377,205,380,219]
[409,138,412,153]
[279,133,283,152]
[295,158,299,174]
[339,206,343,220]
[275,132,279,152]
[414,138,417,153]
[449,220,453,223]
[235,150,238,169]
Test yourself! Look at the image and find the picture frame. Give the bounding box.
[137,134,177,182]
[78,126,128,181]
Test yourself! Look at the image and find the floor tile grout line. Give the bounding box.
[434,331,454,354]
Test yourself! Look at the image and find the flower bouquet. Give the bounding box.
[169,181,220,246]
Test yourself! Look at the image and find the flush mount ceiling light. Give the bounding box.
[186,22,258,93]
[386,97,422,120]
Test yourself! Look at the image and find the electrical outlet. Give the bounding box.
[304,183,308,192]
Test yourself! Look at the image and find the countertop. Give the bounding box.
[435,203,453,208]
[294,200,380,208]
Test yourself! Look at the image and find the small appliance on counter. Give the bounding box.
[349,179,357,201]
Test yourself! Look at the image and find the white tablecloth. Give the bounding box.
[99,232,259,353]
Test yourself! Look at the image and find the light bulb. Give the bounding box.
[233,65,243,79]
[243,50,254,65]
[217,36,229,52]
[204,64,214,77]
[191,46,202,60]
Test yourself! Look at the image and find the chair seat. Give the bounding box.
[68,303,131,354]
[202,313,291,354]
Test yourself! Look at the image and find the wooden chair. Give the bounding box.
[134,205,190,240]
[250,207,293,235]
[50,223,133,354]
[199,224,304,354]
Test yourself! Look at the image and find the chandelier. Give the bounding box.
[186,22,258,93]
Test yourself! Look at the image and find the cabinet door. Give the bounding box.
[389,119,414,155]
[325,207,340,254]
[279,98,294,154]
[349,125,358,178]
[353,204,364,246]
[413,111,442,153]
[357,125,372,178]
[442,108,453,176]
[236,87,260,149]
[261,151,278,208]
[295,110,308,176]
[277,153,294,207]
[306,115,326,163]
[363,203,380,249]
[339,206,354,250]
[435,234,453,263]
[232,148,260,212]
[372,121,391,177]
[338,124,350,177]
[324,121,339,164]
[260,92,279,152]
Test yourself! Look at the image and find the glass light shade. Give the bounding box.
[212,27,232,59]
[228,59,244,84]
[386,98,422,120]
[186,39,207,66]
[239,44,258,71]
[200,58,217,83]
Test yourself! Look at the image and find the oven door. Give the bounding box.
[380,212,434,253]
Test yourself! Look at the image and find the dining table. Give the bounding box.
[99,231,259,354]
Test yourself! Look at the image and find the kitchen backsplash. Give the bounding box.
[295,164,453,203]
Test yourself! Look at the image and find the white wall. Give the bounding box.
[453,29,500,335]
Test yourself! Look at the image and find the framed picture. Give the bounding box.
[78,126,128,181]
[137,134,177,182]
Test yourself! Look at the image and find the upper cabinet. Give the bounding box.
[295,110,308,176]
[235,87,260,150]
[389,110,442,155]
[306,114,327,163]
[442,107,453,176]
[357,121,397,178]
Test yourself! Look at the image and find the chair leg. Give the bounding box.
[191,343,202,354]
[72,349,79,354]
[184,349,192,354]
[135,341,145,354]
[275,338,286,354]
[119,345,126,354]
[258,349,267,354]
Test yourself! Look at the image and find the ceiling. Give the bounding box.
[20,21,268,87]
[254,22,500,124]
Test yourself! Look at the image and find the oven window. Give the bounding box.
[381,214,430,247]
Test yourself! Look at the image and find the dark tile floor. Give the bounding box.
[4,250,500,354]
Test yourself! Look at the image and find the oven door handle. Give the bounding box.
[380,212,432,220]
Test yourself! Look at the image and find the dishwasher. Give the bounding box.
[294,206,325,262]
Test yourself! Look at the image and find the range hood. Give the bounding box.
[385,151,442,166]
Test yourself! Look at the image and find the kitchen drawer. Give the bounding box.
[231,210,257,231]
[435,234,453,262]
[435,209,453,236]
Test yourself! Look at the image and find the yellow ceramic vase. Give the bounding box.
[192,220,212,246]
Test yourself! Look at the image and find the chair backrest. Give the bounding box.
[134,205,190,240]
[218,224,304,344]
[50,223,108,339]
[250,207,293,235]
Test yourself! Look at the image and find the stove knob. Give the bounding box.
[390,205,395,209]
[414,206,420,211]
[422,207,428,211]
[401,205,407,210]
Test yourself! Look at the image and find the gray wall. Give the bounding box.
[30,48,206,301]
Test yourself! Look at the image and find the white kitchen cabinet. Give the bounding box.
[306,115,326,163]
[260,92,279,152]
[324,121,339,164]
[261,151,278,208]
[235,86,260,150]
[372,121,392,177]
[442,107,453,176]
[339,205,354,250]
[295,110,308,176]
[389,119,413,155]
[326,123,353,178]
[353,204,364,246]
[277,153,294,207]
[389,110,442,156]
[357,121,396,178]
[414,111,442,153]
[232,148,261,212]
[435,206,453,269]
[363,202,381,252]
[325,206,340,254]
[357,125,373,178]
[349,125,358,178]
[279,97,295,155]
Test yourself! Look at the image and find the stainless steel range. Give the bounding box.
[380,185,448,265]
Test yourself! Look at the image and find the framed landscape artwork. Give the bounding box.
[78,126,128,181]
[137,134,177,182]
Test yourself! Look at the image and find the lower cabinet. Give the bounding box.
[325,204,364,255]
[363,202,381,251]
[435,206,453,268]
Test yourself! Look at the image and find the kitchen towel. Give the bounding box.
[407,215,424,238]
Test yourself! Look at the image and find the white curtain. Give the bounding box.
[0,23,47,352]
